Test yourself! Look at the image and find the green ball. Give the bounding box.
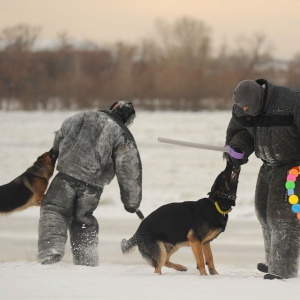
[285,181,296,189]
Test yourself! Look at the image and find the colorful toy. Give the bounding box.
[285,166,300,220]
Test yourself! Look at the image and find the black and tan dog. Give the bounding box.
[0,149,56,214]
[121,162,240,275]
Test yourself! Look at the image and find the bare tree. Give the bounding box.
[0,24,41,52]
[55,32,74,51]
[154,17,212,67]
[0,20,296,111]
[228,33,273,78]
[111,42,137,99]
[286,52,300,88]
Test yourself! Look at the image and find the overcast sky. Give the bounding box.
[1,0,299,60]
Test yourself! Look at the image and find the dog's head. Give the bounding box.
[48,148,58,165]
[208,162,240,211]
[34,150,56,179]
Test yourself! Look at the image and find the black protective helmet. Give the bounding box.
[110,101,136,126]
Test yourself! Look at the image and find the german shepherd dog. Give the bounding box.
[0,149,56,214]
[121,162,240,275]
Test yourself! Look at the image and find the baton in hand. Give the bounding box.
[157,137,244,159]
[136,209,144,220]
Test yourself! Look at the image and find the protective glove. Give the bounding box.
[223,147,248,167]
[124,205,145,220]
[124,205,137,213]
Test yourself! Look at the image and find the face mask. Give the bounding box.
[232,80,264,116]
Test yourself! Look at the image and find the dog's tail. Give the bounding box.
[121,236,137,254]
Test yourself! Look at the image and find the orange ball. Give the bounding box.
[289,169,299,177]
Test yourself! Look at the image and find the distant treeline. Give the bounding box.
[0,20,299,111]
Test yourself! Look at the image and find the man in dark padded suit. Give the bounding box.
[224,79,300,279]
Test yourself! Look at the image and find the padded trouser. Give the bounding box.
[255,164,300,278]
[38,173,103,266]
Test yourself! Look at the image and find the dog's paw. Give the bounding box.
[154,268,163,275]
[198,268,208,276]
[175,265,188,272]
[165,261,187,271]
[208,268,219,275]
[179,266,188,272]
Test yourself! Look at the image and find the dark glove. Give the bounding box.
[223,147,248,167]
[124,205,137,213]
[124,205,144,220]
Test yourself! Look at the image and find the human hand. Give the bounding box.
[124,205,137,213]
[223,147,247,167]
[124,206,144,220]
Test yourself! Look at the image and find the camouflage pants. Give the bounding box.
[255,163,300,278]
[38,172,103,266]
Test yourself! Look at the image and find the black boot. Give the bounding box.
[257,262,268,273]
[40,254,62,265]
[264,273,283,280]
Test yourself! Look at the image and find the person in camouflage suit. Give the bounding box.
[38,101,142,266]
[224,79,300,279]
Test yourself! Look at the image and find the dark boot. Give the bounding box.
[264,273,283,280]
[40,254,62,265]
[257,263,268,273]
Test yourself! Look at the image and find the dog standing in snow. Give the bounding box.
[121,162,240,275]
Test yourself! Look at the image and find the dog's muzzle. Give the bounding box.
[215,192,236,206]
[210,192,236,215]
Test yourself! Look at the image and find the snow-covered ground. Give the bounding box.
[0,110,299,299]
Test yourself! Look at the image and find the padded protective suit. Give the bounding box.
[226,79,300,278]
[38,110,142,266]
